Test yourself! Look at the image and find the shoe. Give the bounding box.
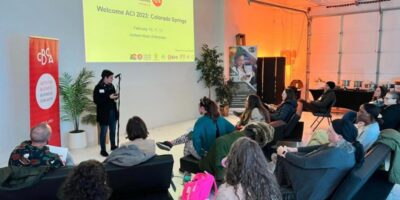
[233,111,242,117]
[100,150,109,157]
[156,141,173,151]
[111,145,118,151]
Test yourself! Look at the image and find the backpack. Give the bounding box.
[181,171,218,200]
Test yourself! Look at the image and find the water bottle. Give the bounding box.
[183,172,191,185]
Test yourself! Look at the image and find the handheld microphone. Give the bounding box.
[115,73,121,78]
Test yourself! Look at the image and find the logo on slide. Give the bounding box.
[152,0,162,7]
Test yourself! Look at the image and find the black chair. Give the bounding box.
[179,155,201,174]
[330,143,393,200]
[310,99,336,131]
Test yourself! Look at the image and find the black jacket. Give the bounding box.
[270,99,297,123]
[93,82,118,125]
[311,89,336,112]
[381,104,400,131]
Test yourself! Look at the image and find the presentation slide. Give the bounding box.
[82,0,194,62]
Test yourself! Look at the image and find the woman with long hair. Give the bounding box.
[217,137,282,200]
[276,119,364,200]
[370,85,387,107]
[237,94,270,128]
[269,88,297,123]
[105,116,155,166]
[59,160,112,200]
[157,97,235,159]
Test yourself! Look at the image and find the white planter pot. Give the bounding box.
[68,131,87,149]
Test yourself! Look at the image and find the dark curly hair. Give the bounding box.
[126,116,149,141]
[59,160,111,200]
[225,137,282,200]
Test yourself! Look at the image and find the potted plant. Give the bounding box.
[216,79,237,116]
[196,44,224,98]
[59,68,95,149]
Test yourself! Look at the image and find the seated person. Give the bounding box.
[216,137,281,200]
[308,103,381,151]
[199,122,275,182]
[370,85,387,107]
[236,94,270,128]
[299,81,336,113]
[267,88,297,123]
[8,122,64,169]
[105,116,155,166]
[59,160,111,200]
[380,91,400,130]
[275,119,364,200]
[156,97,235,159]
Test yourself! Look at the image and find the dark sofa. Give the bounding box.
[0,154,174,200]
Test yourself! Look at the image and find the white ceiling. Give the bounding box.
[251,0,378,10]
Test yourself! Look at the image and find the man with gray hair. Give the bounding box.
[8,123,63,169]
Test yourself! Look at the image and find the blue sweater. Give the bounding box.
[192,116,235,157]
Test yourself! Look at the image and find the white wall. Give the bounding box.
[309,1,400,89]
[0,0,224,165]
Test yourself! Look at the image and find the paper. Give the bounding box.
[48,145,68,164]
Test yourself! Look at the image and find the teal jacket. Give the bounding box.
[192,115,235,157]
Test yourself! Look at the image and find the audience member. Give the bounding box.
[105,116,155,166]
[236,94,270,128]
[380,91,400,130]
[268,88,297,123]
[308,103,381,151]
[370,85,387,107]
[156,97,235,159]
[275,119,364,200]
[200,122,275,181]
[8,123,63,169]
[300,81,336,113]
[216,137,282,200]
[59,160,111,200]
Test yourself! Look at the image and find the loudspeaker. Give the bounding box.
[257,57,286,104]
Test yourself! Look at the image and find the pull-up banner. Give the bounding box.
[29,36,61,146]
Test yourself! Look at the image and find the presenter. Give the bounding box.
[93,69,119,157]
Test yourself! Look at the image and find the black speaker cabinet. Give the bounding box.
[257,57,286,104]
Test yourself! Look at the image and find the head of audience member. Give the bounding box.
[384,91,400,106]
[357,103,382,125]
[324,81,336,92]
[199,97,220,121]
[100,69,114,84]
[224,137,281,200]
[126,116,149,141]
[282,88,296,102]
[241,94,270,124]
[373,86,387,101]
[242,122,275,147]
[59,160,111,200]
[330,119,364,167]
[30,123,52,147]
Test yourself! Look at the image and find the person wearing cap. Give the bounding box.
[93,69,119,157]
[199,122,275,182]
[275,119,364,200]
[300,81,336,113]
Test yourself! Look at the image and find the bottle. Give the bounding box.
[183,172,191,185]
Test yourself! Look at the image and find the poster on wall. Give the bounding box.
[29,36,61,146]
[229,46,257,108]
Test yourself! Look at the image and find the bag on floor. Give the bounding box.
[181,171,218,200]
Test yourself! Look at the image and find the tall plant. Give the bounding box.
[59,68,95,133]
[215,79,238,106]
[196,44,224,98]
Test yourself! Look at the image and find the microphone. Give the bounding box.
[115,73,121,78]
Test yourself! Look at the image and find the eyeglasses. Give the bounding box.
[384,97,394,100]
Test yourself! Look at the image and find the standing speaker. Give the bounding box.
[257,57,286,104]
